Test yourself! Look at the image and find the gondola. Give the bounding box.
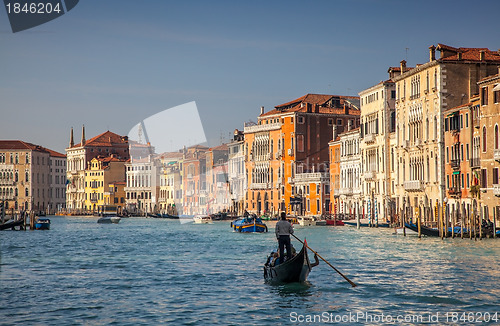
[264,242,311,283]
[161,213,179,219]
[405,223,440,236]
[0,218,25,230]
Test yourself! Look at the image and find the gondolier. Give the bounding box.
[275,212,294,264]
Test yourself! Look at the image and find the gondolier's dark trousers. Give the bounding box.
[278,235,292,264]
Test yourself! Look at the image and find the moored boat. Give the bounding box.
[231,215,268,232]
[193,215,212,224]
[97,216,121,224]
[35,218,51,230]
[264,242,313,283]
[0,218,25,230]
[298,216,315,226]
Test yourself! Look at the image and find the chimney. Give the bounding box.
[81,125,86,146]
[260,106,264,115]
[429,45,436,62]
[313,103,319,113]
[457,51,462,60]
[480,50,485,61]
[400,60,407,75]
[306,103,312,113]
[69,127,74,148]
[332,125,338,140]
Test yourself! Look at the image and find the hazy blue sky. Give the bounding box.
[1,0,500,153]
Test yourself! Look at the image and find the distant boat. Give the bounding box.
[35,218,50,230]
[97,216,121,224]
[344,219,389,228]
[298,216,315,226]
[263,242,312,283]
[161,213,179,219]
[193,215,212,224]
[231,215,268,232]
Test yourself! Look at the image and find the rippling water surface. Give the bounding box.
[1,217,500,325]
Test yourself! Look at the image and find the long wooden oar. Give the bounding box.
[292,234,357,287]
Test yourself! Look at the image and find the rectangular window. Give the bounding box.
[481,87,488,105]
[328,118,333,125]
[446,175,450,189]
[460,115,463,128]
[444,118,449,131]
[466,144,469,160]
[495,90,500,104]
[467,173,470,188]
[391,90,396,99]
[461,144,464,161]
[465,113,469,128]
[297,135,304,152]
[493,168,499,185]
[481,168,487,188]
[337,119,343,126]
[446,147,449,163]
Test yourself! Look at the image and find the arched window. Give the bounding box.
[482,126,487,152]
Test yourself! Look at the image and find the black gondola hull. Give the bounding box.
[264,243,311,283]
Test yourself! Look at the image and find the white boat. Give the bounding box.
[193,215,212,224]
[298,216,315,226]
[97,216,121,224]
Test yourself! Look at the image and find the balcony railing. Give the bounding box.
[404,180,424,191]
[0,180,15,186]
[244,122,282,134]
[249,183,270,190]
[363,133,375,143]
[450,159,460,170]
[494,184,500,197]
[470,157,481,169]
[293,172,329,183]
[339,187,353,195]
[363,171,375,180]
[448,187,462,197]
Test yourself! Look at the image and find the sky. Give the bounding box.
[1,0,500,153]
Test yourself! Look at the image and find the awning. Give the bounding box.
[493,84,500,92]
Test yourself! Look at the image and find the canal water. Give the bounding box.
[1,217,500,325]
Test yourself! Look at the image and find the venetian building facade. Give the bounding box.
[359,79,396,222]
[228,130,246,215]
[393,44,500,220]
[205,144,229,214]
[477,69,500,218]
[245,95,360,217]
[443,99,475,219]
[338,126,362,218]
[47,149,67,213]
[0,141,56,213]
[65,127,129,211]
[182,145,208,215]
[124,154,160,214]
[84,156,126,212]
[158,152,183,215]
[328,127,341,216]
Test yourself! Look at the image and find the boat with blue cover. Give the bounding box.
[35,217,50,230]
[231,214,268,232]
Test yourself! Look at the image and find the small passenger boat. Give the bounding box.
[193,215,212,224]
[231,215,268,232]
[298,216,315,226]
[35,217,51,230]
[264,242,313,283]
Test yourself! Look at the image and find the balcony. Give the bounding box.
[288,149,294,156]
[448,187,462,198]
[0,180,15,186]
[495,149,500,162]
[404,180,424,192]
[293,172,329,183]
[470,157,480,169]
[494,184,500,197]
[339,187,353,195]
[363,133,375,144]
[90,198,98,203]
[333,188,340,196]
[363,171,375,180]
[244,122,282,134]
[249,183,270,190]
[450,159,460,170]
